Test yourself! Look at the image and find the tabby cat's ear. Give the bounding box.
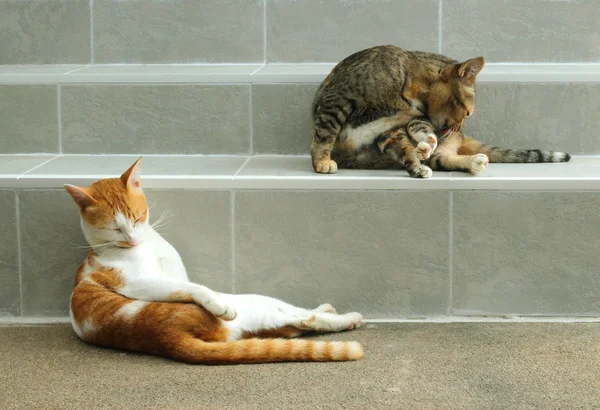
[457,56,485,84]
[120,157,142,190]
[440,56,485,85]
[65,184,97,210]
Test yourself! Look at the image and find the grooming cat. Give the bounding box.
[66,158,363,364]
[311,45,570,178]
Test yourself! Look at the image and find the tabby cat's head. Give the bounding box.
[65,158,149,249]
[426,56,485,137]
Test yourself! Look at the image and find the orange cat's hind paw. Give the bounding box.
[314,303,337,314]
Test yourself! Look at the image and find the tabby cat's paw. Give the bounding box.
[408,164,433,179]
[416,135,437,160]
[314,159,338,174]
[344,312,363,330]
[469,154,489,175]
[416,142,432,160]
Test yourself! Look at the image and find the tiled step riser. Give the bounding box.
[2,0,598,64]
[2,83,598,155]
[1,189,599,319]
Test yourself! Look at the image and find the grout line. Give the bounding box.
[63,65,92,75]
[234,156,253,177]
[57,85,62,154]
[15,192,23,317]
[90,0,94,64]
[17,155,60,179]
[438,0,443,53]
[263,0,267,63]
[231,191,236,293]
[248,85,254,155]
[447,191,453,315]
[250,64,265,75]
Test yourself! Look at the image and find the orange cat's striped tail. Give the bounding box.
[172,337,364,364]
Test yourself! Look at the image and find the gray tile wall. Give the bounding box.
[443,0,600,63]
[267,0,439,63]
[252,84,319,155]
[0,85,58,154]
[235,191,450,317]
[61,85,251,155]
[0,82,597,155]
[93,0,264,63]
[0,0,90,64]
[3,0,599,64]
[5,188,600,318]
[453,192,600,316]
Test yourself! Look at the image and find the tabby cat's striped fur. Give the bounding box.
[311,45,570,178]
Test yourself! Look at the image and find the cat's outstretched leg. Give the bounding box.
[428,132,489,175]
[407,117,438,160]
[375,126,432,178]
[222,295,361,340]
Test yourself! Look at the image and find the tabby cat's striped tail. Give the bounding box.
[173,337,364,364]
[459,136,571,163]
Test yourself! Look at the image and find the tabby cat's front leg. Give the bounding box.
[375,126,433,178]
[406,117,438,161]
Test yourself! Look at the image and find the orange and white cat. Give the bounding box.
[65,158,363,364]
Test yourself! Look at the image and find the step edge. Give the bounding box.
[1,63,600,84]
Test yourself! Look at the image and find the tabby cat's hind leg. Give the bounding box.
[311,98,353,174]
[375,126,432,178]
[407,117,438,160]
[430,152,489,175]
[426,132,489,175]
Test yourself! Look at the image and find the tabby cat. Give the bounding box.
[66,158,363,364]
[311,45,570,178]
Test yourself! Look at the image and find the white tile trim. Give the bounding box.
[1,63,599,84]
[3,155,600,191]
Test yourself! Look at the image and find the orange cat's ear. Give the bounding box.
[65,184,97,210]
[120,157,142,190]
[457,56,485,84]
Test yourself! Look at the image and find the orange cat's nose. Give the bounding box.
[127,241,138,247]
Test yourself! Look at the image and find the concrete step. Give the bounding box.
[1,323,599,409]
[1,64,599,156]
[1,154,599,320]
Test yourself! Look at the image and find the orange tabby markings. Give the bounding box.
[66,157,363,364]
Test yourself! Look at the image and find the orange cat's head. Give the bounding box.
[426,56,485,137]
[65,157,149,249]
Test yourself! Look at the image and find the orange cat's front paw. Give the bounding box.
[314,159,338,174]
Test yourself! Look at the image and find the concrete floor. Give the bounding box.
[1,323,599,409]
